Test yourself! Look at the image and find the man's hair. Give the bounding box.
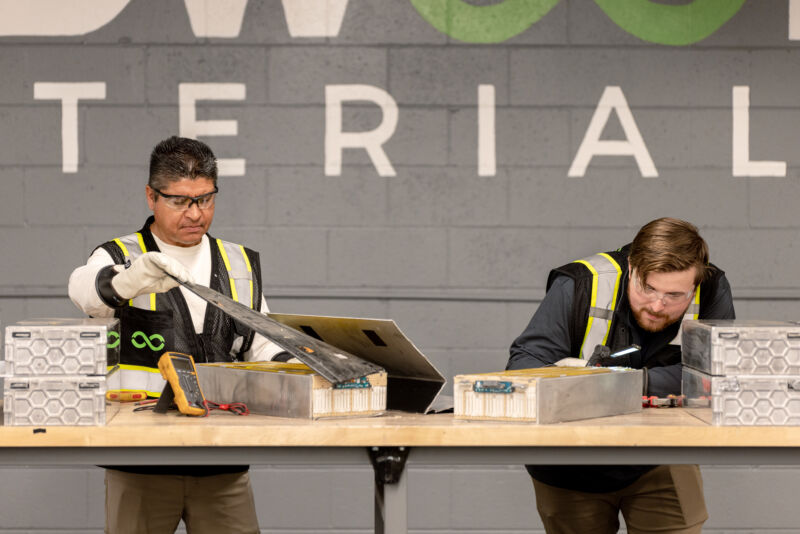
[629,217,709,286]
[148,136,217,190]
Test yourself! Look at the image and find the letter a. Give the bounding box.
[568,86,657,178]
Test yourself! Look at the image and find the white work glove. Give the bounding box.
[110,252,195,300]
[554,357,589,368]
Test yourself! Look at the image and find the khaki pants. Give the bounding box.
[105,469,259,534]
[533,465,707,534]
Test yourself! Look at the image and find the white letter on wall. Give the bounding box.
[183,0,248,38]
[732,86,786,177]
[282,0,349,37]
[733,85,786,176]
[478,84,496,177]
[325,84,398,177]
[0,0,129,36]
[179,83,246,176]
[790,0,800,40]
[33,82,106,173]
[568,86,657,178]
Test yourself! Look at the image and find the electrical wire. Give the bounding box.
[204,400,249,416]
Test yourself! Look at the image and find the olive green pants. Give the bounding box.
[105,469,259,534]
[533,465,707,534]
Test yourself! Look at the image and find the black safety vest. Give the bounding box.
[98,216,262,396]
[548,246,723,362]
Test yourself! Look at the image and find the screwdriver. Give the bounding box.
[106,390,149,402]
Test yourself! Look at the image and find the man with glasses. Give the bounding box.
[508,217,735,534]
[69,136,285,534]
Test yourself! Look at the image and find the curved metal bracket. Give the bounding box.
[368,446,410,485]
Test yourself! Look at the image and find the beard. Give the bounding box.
[632,306,683,333]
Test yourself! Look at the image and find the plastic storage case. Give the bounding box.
[3,374,115,426]
[681,320,800,426]
[5,318,120,376]
[682,320,800,376]
[682,366,800,426]
[453,367,642,423]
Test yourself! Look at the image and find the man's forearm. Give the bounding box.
[506,347,552,370]
[68,260,115,317]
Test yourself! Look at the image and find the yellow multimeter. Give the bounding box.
[155,352,207,416]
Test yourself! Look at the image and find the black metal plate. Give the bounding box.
[176,279,383,384]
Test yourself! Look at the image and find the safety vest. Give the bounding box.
[99,217,261,397]
[549,250,701,361]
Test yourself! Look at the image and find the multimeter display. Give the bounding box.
[171,356,194,372]
[157,352,207,416]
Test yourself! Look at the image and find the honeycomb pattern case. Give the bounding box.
[682,320,800,376]
[5,318,120,376]
[683,366,800,426]
[3,376,109,426]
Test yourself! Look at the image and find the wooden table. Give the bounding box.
[2,406,799,534]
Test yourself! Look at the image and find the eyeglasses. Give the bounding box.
[152,186,218,211]
[631,272,695,305]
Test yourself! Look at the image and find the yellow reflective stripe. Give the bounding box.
[217,238,239,302]
[217,238,233,270]
[118,363,162,374]
[575,259,599,359]
[125,233,156,310]
[239,244,254,309]
[135,232,148,254]
[113,238,130,258]
[692,283,701,320]
[597,253,622,345]
[113,237,137,307]
[240,245,252,273]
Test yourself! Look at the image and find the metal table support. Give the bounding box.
[369,446,410,534]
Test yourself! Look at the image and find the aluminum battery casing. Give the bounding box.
[682,320,800,376]
[5,318,120,376]
[196,361,387,419]
[454,367,642,424]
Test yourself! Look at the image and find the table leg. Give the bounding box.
[369,446,410,534]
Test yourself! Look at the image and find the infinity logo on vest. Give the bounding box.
[106,331,120,349]
[131,331,166,352]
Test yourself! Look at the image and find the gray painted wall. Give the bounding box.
[0,0,799,531]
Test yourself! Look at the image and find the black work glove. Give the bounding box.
[586,344,639,368]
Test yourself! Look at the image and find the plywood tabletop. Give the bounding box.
[1,406,799,448]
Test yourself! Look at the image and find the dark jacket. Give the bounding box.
[507,245,735,492]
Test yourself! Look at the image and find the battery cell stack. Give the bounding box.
[453,367,642,424]
[682,320,800,426]
[3,318,120,426]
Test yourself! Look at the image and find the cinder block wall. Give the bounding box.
[0,0,799,531]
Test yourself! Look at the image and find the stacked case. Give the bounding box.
[4,318,120,426]
[682,320,800,425]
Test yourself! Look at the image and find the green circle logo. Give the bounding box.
[410,0,560,44]
[411,0,746,45]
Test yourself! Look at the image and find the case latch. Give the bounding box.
[717,377,740,392]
